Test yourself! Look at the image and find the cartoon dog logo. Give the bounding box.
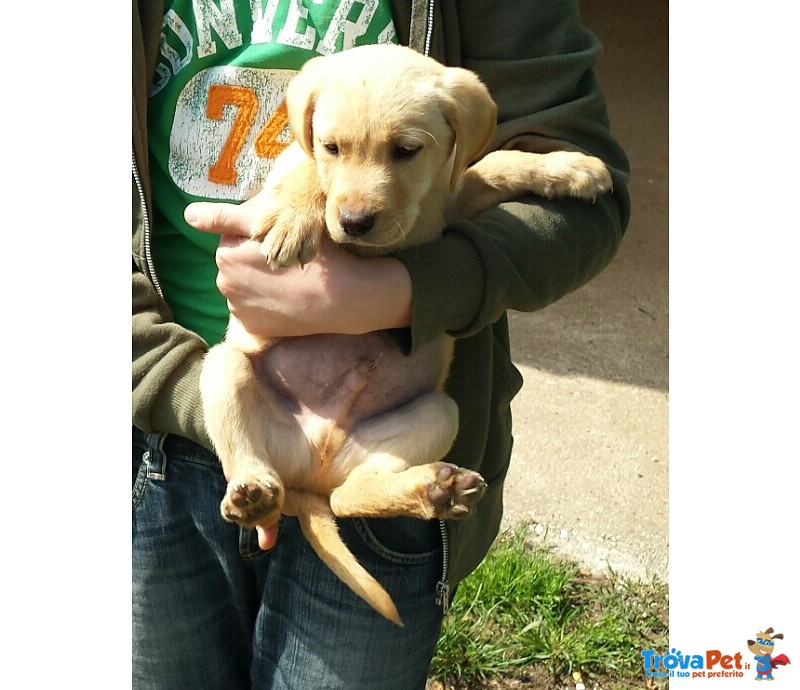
[747,627,791,681]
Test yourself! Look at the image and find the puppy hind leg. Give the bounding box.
[329,392,486,520]
[331,460,486,521]
[200,344,286,528]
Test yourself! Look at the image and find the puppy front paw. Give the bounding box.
[257,210,322,269]
[427,463,487,519]
[539,151,613,201]
[221,474,284,528]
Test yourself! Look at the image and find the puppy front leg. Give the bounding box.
[200,342,285,528]
[455,149,613,219]
[250,145,327,269]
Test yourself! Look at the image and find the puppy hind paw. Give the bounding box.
[221,475,283,528]
[428,463,487,519]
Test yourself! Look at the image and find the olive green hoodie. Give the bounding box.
[132,0,630,596]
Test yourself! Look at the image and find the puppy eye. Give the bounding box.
[322,142,339,155]
[393,144,421,161]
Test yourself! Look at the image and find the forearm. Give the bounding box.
[333,254,412,333]
[397,190,624,348]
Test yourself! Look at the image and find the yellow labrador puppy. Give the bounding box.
[200,44,611,625]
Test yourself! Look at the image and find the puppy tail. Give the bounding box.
[286,489,403,626]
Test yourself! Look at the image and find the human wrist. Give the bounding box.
[380,257,413,329]
[348,256,412,333]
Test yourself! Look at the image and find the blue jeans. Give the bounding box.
[132,428,445,689]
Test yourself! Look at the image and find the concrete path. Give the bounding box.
[500,0,668,582]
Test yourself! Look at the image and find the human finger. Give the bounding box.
[217,233,251,250]
[256,523,280,551]
[184,201,256,238]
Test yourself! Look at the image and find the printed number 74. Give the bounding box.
[206,84,291,185]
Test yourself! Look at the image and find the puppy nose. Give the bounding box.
[339,210,376,237]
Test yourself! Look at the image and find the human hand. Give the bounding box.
[184,200,412,338]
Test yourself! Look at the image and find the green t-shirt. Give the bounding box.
[149,0,398,345]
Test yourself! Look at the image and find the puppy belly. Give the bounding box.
[249,332,449,489]
[251,332,448,427]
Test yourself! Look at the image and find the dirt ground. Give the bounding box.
[429,672,666,690]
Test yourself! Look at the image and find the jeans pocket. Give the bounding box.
[352,516,441,565]
[132,429,160,511]
[132,451,149,511]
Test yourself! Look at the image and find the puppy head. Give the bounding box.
[285,45,496,253]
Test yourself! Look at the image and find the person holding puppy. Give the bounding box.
[133,1,630,688]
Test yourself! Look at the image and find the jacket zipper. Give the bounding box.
[435,518,451,614]
[421,0,450,616]
[423,0,435,56]
[132,150,163,298]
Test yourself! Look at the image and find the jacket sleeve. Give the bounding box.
[132,0,211,450]
[395,0,631,349]
[132,190,213,450]
[131,277,212,451]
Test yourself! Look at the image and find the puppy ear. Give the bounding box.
[438,68,497,192]
[286,58,322,157]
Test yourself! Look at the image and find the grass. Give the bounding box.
[428,524,669,689]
